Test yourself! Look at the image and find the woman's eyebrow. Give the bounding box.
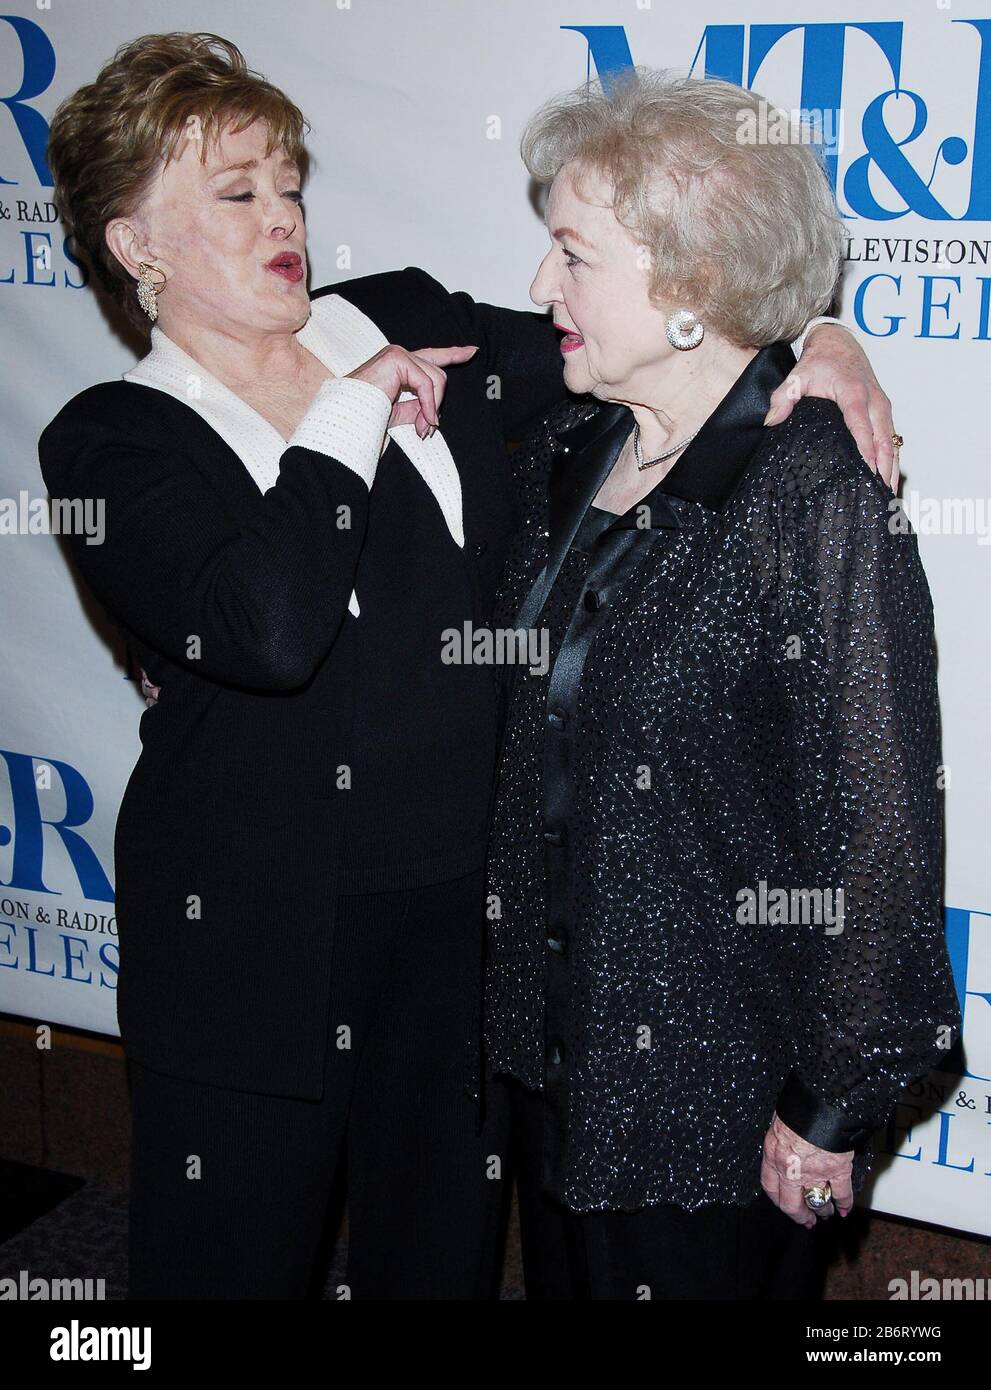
[551,225,594,248]
[207,159,259,179]
[207,157,299,180]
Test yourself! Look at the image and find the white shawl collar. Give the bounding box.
[123,293,466,620]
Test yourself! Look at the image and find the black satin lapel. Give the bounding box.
[547,402,632,571]
[606,492,682,531]
[514,402,631,631]
[654,340,796,511]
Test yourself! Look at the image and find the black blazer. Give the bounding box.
[38,267,565,1099]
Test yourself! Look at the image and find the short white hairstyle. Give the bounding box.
[521,67,847,346]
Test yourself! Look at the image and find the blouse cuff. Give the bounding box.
[775,1071,876,1153]
[287,376,392,489]
[789,315,852,360]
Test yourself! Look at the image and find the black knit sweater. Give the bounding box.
[37,267,567,1099]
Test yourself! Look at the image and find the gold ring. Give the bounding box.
[802,1182,833,1211]
[891,431,904,449]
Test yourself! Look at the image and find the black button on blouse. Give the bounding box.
[489,473,685,1205]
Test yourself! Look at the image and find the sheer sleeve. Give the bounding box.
[770,400,962,1152]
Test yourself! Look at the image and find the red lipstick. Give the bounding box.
[265,251,304,283]
[554,322,584,354]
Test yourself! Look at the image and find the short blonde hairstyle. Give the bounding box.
[521,67,847,346]
[47,32,309,332]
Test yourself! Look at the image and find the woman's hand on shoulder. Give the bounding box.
[139,668,160,708]
[347,344,478,439]
[764,324,899,491]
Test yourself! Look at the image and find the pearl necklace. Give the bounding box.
[633,421,701,471]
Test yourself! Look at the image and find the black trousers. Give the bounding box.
[126,868,509,1299]
[509,1078,826,1300]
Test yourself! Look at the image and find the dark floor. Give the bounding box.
[2,1025,987,1300]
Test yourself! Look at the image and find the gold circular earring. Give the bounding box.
[136,262,167,322]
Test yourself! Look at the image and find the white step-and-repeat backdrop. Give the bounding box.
[1,1,988,1236]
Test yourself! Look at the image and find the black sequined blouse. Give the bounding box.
[483,341,962,1214]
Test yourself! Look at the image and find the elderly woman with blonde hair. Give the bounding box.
[483,69,961,1300]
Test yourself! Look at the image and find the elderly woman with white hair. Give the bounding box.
[483,69,962,1300]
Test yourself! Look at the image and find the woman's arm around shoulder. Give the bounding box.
[399,265,569,443]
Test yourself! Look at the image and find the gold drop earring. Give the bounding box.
[136,263,167,322]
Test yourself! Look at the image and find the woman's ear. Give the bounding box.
[104,219,151,279]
